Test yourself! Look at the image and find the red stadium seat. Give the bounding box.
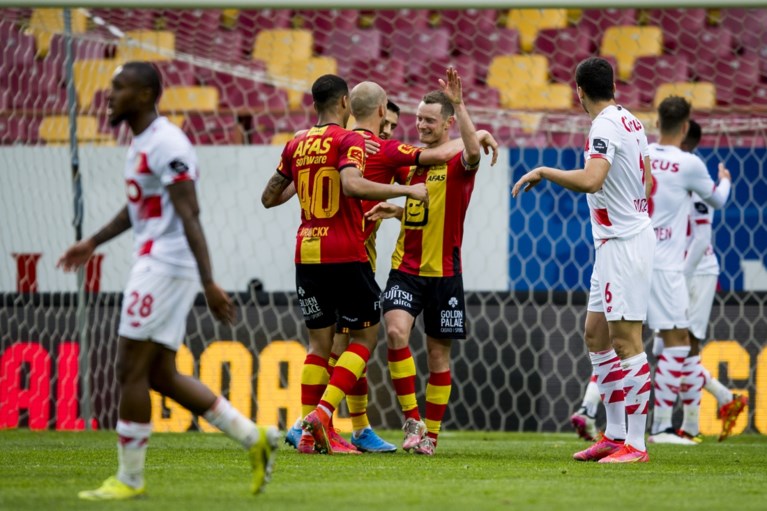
[48,34,109,61]
[631,55,690,105]
[195,62,285,111]
[705,55,761,105]
[164,10,225,59]
[391,111,419,144]
[0,115,43,144]
[647,8,707,52]
[464,84,500,109]
[236,9,293,57]
[461,28,519,83]
[250,111,313,144]
[674,27,734,77]
[0,24,36,66]
[373,9,431,56]
[534,27,591,83]
[720,8,767,52]
[90,8,158,31]
[442,9,499,54]
[9,85,68,112]
[1,8,32,24]
[154,60,197,87]
[614,82,641,109]
[185,29,244,62]
[342,58,406,93]
[390,28,451,77]
[322,28,381,63]
[295,10,359,53]
[577,8,637,50]
[182,113,240,145]
[2,61,63,104]
[733,83,767,107]
[411,56,477,89]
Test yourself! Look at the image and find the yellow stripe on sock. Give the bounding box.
[388,358,416,380]
[425,383,451,405]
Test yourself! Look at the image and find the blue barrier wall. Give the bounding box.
[508,147,766,291]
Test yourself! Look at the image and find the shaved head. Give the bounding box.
[350,81,387,120]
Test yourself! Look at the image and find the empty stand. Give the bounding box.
[505,9,567,53]
[631,55,690,105]
[116,30,175,61]
[321,28,381,63]
[654,82,716,110]
[158,86,219,112]
[39,115,112,144]
[601,25,663,81]
[534,27,591,84]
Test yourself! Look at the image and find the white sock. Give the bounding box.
[680,355,704,436]
[701,366,733,406]
[652,346,690,433]
[622,353,651,452]
[581,372,601,417]
[116,420,152,489]
[590,350,626,441]
[203,397,260,449]
[651,335,664,357]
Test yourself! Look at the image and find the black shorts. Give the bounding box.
[296,262,381,330]
[381,269,466,339]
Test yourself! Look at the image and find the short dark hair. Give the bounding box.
[682,119,702,152]
[311,74,348,112]
[386,99,400,115]
[122,61,163,103]
[575,57,615,102]
[657,96,691,136]
[421,90,454,118]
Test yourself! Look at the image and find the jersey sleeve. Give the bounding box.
[151,133,197,186]
[338,131,366,172]
[381,139,422,168]
[587,118,620,164]
[276,141,293,181]
[394,165,413,184]
[685,155,716,199]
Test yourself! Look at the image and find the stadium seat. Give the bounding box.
[505,9,567,53]
[158,86,219,112]
[270,132,296,146]
[534,27,591,83]
[217,78,289,112]
[182,113,240,145]
[464,85,500,109]
[235,9,292,56]
[163,9,221,57]
[321,28,381,63]
[600,25,663,81]
[674,27,734,76]
[90,8,158,31]
[73,59,121,110]
[706,55,760,105]
[461,28,519,83]
[0,115,43,145]
[250,111,313,144]
[39,115,113,144]
[577,9,637,50]
[390,28,451,78]
[646,8,706,52]
[653,82,716,110]
[341,58,406,92]
[9,84,67,112]
[412,56,477,89]
[614,82,641,109]
[442,9,499,55]
[733,83,767,107]
[1,8,32,24]
[154,60,196,87]
[47,34,109,62]
[0,23,36,66]
[631,55,690,105]
[720,8,767,52]
[116,30,175,61]
[191,29,244,63]
[295,10,359,53]
[373,9,431,56]
[29,8,87,57]
[267,56,338,110]
[253,29,313,69]
[497,83,572,110]
[487,55,549,92]
[3,59,62,94]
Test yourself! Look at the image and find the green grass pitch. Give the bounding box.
[1,429,765,511]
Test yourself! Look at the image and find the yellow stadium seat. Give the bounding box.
[512,112,544,133]
[601,25,662,81]
[633,111,658,133]
[166,115,185,128]
[253,29,313,68]
[498,83,572,110]
[654,82,717,110]
[487,55,549,92]
[268,56,338,110]
[159,86,219,112]
[506,9,567,53]
[221,9,239,29]
[271,132,296,146]
[39,115,112,144]
[73,59,121,109]
[29,8,87,57]
[116,30,175,61]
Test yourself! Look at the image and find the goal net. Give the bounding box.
[1,5,765,437]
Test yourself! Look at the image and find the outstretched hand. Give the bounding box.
[56,239,96,272]
[438,67,463,105]
[511,168,544,198]
[476,130,499,166]
[204,283,236,325]
[365,202,404,222]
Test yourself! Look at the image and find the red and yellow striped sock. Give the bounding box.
[347,367,370,431]
[301,354,329,418]
[388,346,420,421]
[318,344,370,415]
[424,370,451,442]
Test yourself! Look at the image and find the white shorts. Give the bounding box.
[588,225,655,321]
[117,259,199,351]
[646,269,690,330]
[687,274,717,340]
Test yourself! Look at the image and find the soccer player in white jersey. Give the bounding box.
[57,62,278,500]
[675,120,748,443]
[513,57,654,463]
[643,97,732,445]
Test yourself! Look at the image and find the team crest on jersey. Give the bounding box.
[397,144,418,155]
[694,202,709,214]
[592,138,608,154]
[169,159,189,174]
[347,146,365,168]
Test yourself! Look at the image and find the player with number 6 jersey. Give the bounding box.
[513,57,654,463]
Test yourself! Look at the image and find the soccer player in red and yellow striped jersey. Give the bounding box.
[372,68,485,455]
[261,74,428,455]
